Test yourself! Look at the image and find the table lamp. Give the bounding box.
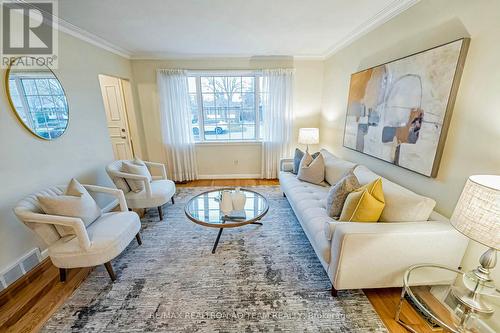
[450,175,500,318]
[298,128,319,152]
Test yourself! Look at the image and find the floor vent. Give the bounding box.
[0,248,42,290]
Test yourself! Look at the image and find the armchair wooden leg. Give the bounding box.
[157,206,164,221]
[104,261,116,281]
[171,197,175,204]
[331,285,338,297]
[59,268,67,282]
[135,232,142,245]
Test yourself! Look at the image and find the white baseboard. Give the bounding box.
[40,249,49,260]
[197,173,262,179]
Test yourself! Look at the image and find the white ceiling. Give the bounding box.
[47,0,418,59]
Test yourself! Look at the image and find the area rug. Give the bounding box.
[42,186,387,332]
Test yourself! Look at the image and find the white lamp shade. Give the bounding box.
[451,175,500,250]
[298,128,319,145]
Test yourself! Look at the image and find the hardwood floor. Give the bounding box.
[175,178,280,187]
[364,288,439,333]
[0,259,91,333]
[0,178,432,332]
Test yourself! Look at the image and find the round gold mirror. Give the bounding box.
[5,56,69,140]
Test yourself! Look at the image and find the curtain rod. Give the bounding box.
[160,69,293,75]
[186,69,262,74]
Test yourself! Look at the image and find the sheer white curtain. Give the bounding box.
[261,69,294,179]
[157,69,198,181]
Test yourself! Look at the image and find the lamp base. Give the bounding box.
[452,248,496,316]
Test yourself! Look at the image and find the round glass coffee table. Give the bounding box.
[184,188,269,253]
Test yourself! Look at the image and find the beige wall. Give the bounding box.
[131,58,323,177]
[0,32,134,272]
[320,0,499,327]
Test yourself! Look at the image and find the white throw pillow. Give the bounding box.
[297,151,325,185]
[122,158,152,192]
[38,178,102,236]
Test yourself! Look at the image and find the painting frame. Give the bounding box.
[342,38,470,178]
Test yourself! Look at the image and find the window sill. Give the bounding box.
[195,140,262,146]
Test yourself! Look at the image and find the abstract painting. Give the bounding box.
[343,38,469,177]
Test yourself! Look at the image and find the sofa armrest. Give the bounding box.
[20,212,91,250]
[324,217,453,241]
[280,158,294,172]
[83,185,128,212]
[328,221,469,289]
[144,161,167,180]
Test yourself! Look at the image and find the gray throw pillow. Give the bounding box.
[325,170,360,218]
[38,178,102,236]
[293,148,320,174]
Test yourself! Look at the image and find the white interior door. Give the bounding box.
[99,74,134,160]
[121,79,143,159]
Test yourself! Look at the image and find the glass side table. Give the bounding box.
[395,264,497,333]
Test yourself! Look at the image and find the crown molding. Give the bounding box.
[131,53,325,61]
[322,0,420,58]
[12,0,419,61]
[14,0,132,59]
[293,55,326,61]
[56,18,132,58]
[130,53,260,61]
[131,53,304,61]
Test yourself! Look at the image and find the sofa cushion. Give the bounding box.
[320,149,357,186]
[125,179,176,209]
[279,171,329,195]
[279,170,334,267]
[325,170,360,218]
[354,165,436,222]
[297,151,325,185]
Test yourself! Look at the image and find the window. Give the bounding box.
[188,73,264,142]
[9,74,68,139]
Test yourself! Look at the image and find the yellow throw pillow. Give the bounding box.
[358,177,385,202]
[339,178,385,222]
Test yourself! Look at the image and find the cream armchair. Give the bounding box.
[14,185,142,282]
[106,160,176,220]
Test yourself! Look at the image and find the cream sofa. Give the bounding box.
[279,149,468,294]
